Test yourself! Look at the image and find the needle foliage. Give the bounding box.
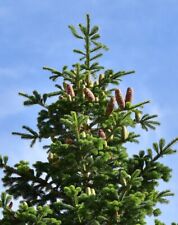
[0,15,178,225]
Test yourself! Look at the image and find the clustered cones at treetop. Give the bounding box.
[0,14,178,225]
[64,81,133,142]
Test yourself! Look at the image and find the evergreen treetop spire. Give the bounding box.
[69,14,108,73]
[0,15,178,225]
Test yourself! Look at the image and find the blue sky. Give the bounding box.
[0,0,178,224]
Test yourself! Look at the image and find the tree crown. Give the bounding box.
[0,14,178,225]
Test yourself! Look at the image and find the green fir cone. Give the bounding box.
[98,128,106,139]
[84,87,96,102]
[125,87,133,103]
[121,126,129,141]
[135,111,142,122]
[106,96,115,115]
[115,89,125,110]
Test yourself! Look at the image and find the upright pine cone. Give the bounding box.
[84,88,95,102]
[65,84,75,97]
[98,129,106,139]
[8,202,13,209]
[115,89,125,110]
[106,97,115,115]
[125,87,133,103]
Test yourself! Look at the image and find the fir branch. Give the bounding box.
[68,25,83,39]
[156,190,174,204]
[89,25,99,36]
[152,137,178,162]
[112,70,135,79]
[43,67,63,81]
[140,114,160,131]
[73,49,85,55]
[90,53,103,61]
[128,100,150,110]
[12,126,39,147]
[19,91,48,108]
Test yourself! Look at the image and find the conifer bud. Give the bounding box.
[86,187,92,195]
[99,74,105,84]
[98,129,106,140]
[84,88,95,102]
[67,95,72,102]
[115,89,125,110]
[101,91,106,98]
[80,131,86,138]
[48,152,59,163]
[94,81,99,86]
[106,97,115,115]
[65,84,75,97]
[95,97,99,102]
[59,95,65,100]
[86,73,90,85]
[47,152,54,162]
[65,138,73,145]
[91,188,96,195]
[63,82,67,89]
[103,140,108,147]
[121,126,129,140]
[109,134,114,141]
[23,202,28,207]
[115,211,120,222]
[125,87,133,103]
[89,81,93,88]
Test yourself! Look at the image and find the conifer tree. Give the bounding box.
[0,15,178,225]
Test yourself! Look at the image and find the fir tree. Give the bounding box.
[0,15,178,225]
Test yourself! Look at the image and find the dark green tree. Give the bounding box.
[0,15,178,225]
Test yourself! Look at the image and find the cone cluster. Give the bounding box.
[115,87,133,110]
